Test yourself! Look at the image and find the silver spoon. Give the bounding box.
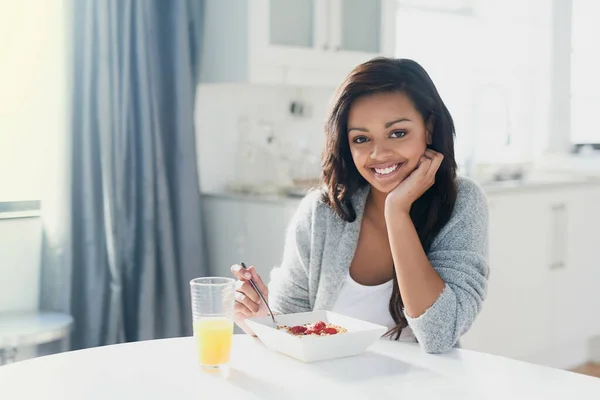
[240,262,280,328]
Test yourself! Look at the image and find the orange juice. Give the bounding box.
[193,318,233,366]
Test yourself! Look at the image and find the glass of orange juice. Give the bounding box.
[190,277,236,376]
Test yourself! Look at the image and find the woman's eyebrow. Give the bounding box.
[348,117,412,133]
[385,117,411,128]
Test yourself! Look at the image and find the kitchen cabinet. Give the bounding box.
[461,191,555,360]
[200,0,397,86]
[202,196,246,277]
[202,195,299,279]
[242,200,298,277]
[461,184,600,366]
[556,186,600,343]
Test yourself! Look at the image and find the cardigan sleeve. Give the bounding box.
[406,177,490,353]
[267,191,319,314]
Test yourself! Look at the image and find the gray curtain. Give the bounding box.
[40,0,207,350]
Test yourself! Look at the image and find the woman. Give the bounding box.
[231,57,489,353]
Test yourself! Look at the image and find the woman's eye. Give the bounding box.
[352,136,369,144]
[391,130,407,138]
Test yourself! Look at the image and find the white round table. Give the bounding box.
[0,311,73,365]
[0,335,599,399]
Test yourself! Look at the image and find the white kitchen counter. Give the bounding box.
[202,190,306,205]
[203,172,600,203]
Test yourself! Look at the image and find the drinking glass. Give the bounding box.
[190,277,236,376]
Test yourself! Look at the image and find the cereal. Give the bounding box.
[277,320,347,336]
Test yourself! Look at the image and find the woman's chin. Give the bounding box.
[363,165,411,194]
[360,167,409,194]
[367,178,402,194]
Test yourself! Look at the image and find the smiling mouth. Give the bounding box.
[371,163,402,176]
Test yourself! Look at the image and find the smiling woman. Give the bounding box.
[231,57,489,354]
[347,93,432,193]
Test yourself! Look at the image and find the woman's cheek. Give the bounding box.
[350,148,365,167]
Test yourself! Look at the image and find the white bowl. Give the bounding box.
[245,310,388,363]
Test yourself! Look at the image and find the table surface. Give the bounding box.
[1,335,599,399]
[0,311,73,347]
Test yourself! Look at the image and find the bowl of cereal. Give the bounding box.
[245,310,388,362]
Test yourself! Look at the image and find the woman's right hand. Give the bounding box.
[230,264,270,335]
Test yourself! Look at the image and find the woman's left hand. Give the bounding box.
[385,149,444,216]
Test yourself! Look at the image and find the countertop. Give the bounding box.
[202,172,600,204]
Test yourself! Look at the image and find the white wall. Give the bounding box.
[0,217,42,312]
[194,83,336,194]
[395,0,554,167]
[0,1,69,202]
[0,0,68,362]
[0,0,67,307]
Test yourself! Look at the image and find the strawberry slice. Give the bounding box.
[289,325,307,335]
[313,321,326,330]
[324,327,338,335]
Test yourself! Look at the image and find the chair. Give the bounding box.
[0,311,73,365]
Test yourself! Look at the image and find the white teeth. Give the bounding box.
[374,164,399,175]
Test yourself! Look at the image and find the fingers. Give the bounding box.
[230,264,268,296]
[413,149,443,186]
[429,152,444,177]
[247,265,268,297]
[234,310,245,318]
[231,264,268,319]
[424,149,444,179]
[231,264,252,280]
[416,155,432,173]
[424,149,444,160]
[234,303,254,317]
[235,290,260,314]
[235,279,261,304]
[234,313,257,336]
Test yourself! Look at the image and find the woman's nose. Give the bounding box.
[370,141,393,159]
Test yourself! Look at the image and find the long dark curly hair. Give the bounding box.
[321,57,458,340]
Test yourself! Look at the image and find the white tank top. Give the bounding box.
[330,272,416,342]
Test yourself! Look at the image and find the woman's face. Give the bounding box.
[347,91,431,194]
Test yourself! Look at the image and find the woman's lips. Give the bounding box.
[370,162,404,179]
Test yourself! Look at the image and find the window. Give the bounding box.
[395,0,553,169]
[0,2,68,202]
[570,0,600,146]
